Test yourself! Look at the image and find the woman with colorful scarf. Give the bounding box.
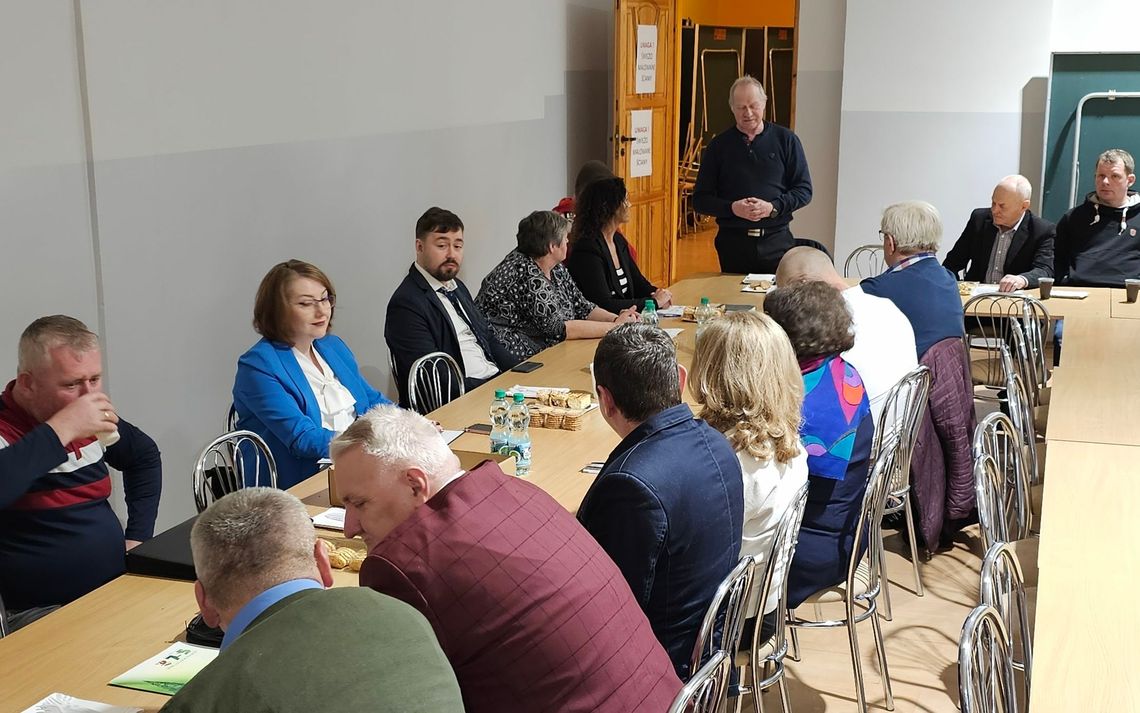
[763,281,874,607]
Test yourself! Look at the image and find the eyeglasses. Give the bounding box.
[294,295,335,310]
[878,230,892,240]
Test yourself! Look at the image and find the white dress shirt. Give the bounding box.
[736,442,810,618]
[292,346,357,433]
[414,263,499,380]
[841,286,919,428]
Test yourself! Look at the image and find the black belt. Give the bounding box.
[721,225,788,238]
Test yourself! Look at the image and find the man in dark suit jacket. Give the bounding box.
[385,207,516,408]
[331,405,682,713]
[579,324,744,679]
[942,175,1055,291]
[165,487,463,713]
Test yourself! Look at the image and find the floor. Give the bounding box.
[740,527,987,713]
[674,226,999,712]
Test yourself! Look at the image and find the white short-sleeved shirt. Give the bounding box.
[841,286,919,428]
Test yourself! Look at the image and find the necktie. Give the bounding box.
[439,287,497,365]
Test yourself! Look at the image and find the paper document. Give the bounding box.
[21,694,141,713]
[312,507,346,531]
[1050,289,1089,299]
[969,284,1025,297]
[664,328,684,339]
[656,305,685,318]
[109,643,218,696]
[742,273,775,283]
[440,429,463,444]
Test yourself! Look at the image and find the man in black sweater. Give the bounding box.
[693,75,813,274]
[1055,148,1140,287]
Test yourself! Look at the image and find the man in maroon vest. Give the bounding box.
[331,405,681,713]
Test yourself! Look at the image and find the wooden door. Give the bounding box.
[613,0,677,287]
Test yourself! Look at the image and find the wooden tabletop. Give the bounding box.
[1029,440,1140,712]
[1110,289,1140,320]
[1043,316,1140,447]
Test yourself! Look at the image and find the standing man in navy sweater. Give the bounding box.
[861,201,965,358]
[693,75,813,274]
[0,316,161,631]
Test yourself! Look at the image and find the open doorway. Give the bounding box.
[674,0,798,280]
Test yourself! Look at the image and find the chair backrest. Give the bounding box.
[225,405,239,432]
[980,542,1033,693]
[1006,320,1040,408]
[1005,367,1041,486]
[668,650,732,713]
[843,433,899,607]
[972,413,1032,546]
[843,244,886,278]
[407,351,465,415]
[959,605,1018,713]
[689,555,757,680]
[873,365,932,495]
[192,430,278,513]
[744,481,809,662]
[0,592,9,638]
[963,294,1050,394]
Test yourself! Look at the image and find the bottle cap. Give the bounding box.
[513,392,525,403]
[495,389,506,399]
[700,297,710,304]
[644,299,654,309]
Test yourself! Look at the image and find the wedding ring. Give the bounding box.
[104,411,110,419]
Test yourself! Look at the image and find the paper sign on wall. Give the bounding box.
[629,109,652,178]
[636,25,658,94]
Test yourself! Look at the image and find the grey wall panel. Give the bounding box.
[792,69,843,250]
[94,96,568,529]
[833,111,1026,266]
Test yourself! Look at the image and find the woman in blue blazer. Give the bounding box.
[233,260,391,488]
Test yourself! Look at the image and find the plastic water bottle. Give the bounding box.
[640,299,659,328]
[489,389,510,454]
[507,393,532,476]
[695,297,716,339]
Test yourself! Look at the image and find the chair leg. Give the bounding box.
[789,625,801,662]
[903,496,925,597]
[777,672,792,713]
[870,605,896,711]
[753,668,766,713]
[879,553,894,621]
[846,613,868,713]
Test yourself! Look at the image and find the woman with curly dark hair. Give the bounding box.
[762,281,875,608]
[565,177,672,313]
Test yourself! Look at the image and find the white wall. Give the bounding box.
[830,0,1054,265]
[3,0,612,532]
[1051,0,1140,52]
[792,0,846,251]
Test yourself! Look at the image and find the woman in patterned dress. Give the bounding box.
[763,281,875,607]
[476,211,640,362]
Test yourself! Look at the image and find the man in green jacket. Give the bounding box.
[162,487,464,712]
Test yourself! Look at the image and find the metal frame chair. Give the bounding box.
[958,605,1018,713]
[787,437,899,713]
[980,542,1033,698]
[689,555,757,700]
[669,650,733,713]
[225,405,239,432]
[1005,363,1042,488]
[874,366,932,619]
[962,294,1050,404]
[736,482,809,713]
[0,593,9,638]
[192,430,277,513]
[843,244,886,279]
[972,413,1033,548]
[407,351,464,415]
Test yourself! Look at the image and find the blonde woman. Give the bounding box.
[689,310,808,644]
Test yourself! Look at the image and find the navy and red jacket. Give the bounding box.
[0,381,162,611]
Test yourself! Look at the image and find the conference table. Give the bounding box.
[0,274,1135,711]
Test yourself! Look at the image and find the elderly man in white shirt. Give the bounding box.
[775,246,918,426]
[385,207,518,408]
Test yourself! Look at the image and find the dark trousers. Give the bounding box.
[714,226,795,274]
